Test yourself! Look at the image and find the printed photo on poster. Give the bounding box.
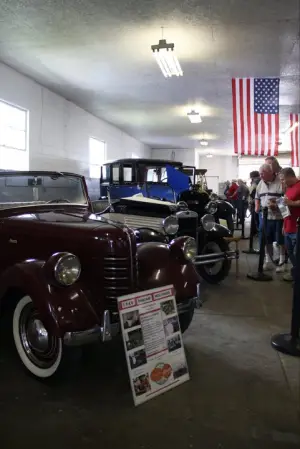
[129,348,147,370]
[167,334,182,353]
[122,310,140,329]
[163,316,180,337]
[125,327,144,351]
[160,299,175,317]
[133,374,152,397]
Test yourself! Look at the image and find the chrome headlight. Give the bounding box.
[201,214,216,231]
[163,215,179,235]
[54,253,81,286]
[206,201,218,215]
[183,237,197,261]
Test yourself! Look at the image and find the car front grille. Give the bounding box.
[103,254,137,315]
[177,211,198,239]
[101,212,163,233]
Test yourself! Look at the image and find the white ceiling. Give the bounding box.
[0,0,299,152]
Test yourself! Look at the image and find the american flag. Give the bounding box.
[290,113,300,167]
[232,78,280,156]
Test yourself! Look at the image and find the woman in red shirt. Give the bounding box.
[279,167,300,281]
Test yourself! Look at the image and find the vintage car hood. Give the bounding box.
[6,209,132,235]
[121,195,175,207]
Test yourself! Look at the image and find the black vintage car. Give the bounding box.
[92,158,238,284]
[180,166,235,234]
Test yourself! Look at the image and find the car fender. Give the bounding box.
[137,243,200,301]
[0,260,100,337]
[135,228,168,243]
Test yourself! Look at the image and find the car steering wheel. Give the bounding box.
[47,198,71,204]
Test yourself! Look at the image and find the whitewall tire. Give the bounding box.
[12,295,64,379]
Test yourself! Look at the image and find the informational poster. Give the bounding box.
[118,285,190,406]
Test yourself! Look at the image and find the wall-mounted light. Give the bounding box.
[187,110,202,124]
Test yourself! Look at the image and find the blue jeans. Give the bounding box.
[285,233,297,268]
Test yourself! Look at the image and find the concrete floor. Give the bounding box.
[0,241,300,448]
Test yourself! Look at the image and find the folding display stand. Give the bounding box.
[243,203,259,255]
[247,208,272,282]
[271,220,300,357]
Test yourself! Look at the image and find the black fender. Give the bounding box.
[197,224,232,252]
[0,260,100,337]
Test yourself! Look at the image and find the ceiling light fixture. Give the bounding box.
[151,39,183,78]
[187,110,202,124]
[199,139,208,146]
[206,153,213,158]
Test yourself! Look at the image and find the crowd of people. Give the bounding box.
[224,156,300,283]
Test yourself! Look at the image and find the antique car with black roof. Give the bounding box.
[0,170,200,380]
[92,158,238,284]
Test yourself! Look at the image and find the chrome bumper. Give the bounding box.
[64,283,202,346]
[193,250,238,266]
[64,310,119,347]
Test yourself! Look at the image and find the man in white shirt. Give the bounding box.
[255,163,285,272]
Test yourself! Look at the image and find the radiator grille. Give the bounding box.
[103,254,137,314]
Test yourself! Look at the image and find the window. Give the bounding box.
[0,100,29,170]
[89,137,106,178]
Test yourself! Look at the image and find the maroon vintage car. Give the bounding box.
[0,171,200,380]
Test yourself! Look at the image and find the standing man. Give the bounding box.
[255,163,285,272]
[236,179,249,226]
[279,167,300,282]
[265,156,282,175]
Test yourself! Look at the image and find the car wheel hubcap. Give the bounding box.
[19,304,60,369]
[202,242,223,275]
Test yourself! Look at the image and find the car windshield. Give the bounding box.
[0,172,88,209]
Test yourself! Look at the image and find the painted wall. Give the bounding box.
[151,148,197,166]
[198,155,238,183]
[0,62,150,176]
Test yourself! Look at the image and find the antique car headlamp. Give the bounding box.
[54,253,81,286]
[163,215,179,235]
[201,214,216,231]
[206,201,218,215]
[183,237,197,261]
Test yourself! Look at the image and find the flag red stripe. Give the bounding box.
[239,78,245,155]
[291,114,295,166]
[274,113,279,157]
[295,116,299,166]
[232,79,238,154]
[260,114,265,156]
[268,114,272,157]
[254,112,259,155]
[246,79,252,155]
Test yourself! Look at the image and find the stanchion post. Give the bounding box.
[240,200,249,240]
[247,207,272,282]
[243,202,259,254]
[271,219,300,357]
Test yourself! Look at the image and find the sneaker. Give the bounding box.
[263,262,273,271]
[283,273,294,282]
[276,264,286,273]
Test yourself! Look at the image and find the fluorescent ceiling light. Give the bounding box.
[206,153,213,158]
[187,110,202,124]
[199,139,208,146]
[151,39,183,78]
